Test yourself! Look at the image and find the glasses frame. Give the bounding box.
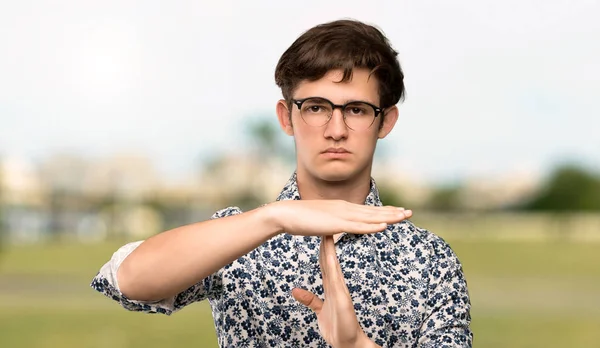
[291,97,384,130]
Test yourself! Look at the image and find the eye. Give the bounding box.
[346,106,367,115]
[303,102,329,113]
[344,102,375,117]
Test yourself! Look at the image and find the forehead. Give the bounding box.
[294,68,380,105]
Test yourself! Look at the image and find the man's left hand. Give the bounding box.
[292,235,379,348]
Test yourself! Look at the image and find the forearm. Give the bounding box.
[117,204,280,301]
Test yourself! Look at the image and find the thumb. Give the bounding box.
[292,288,323,313]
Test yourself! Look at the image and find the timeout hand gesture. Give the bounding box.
[271,200,412,237]
[291,236,381,348]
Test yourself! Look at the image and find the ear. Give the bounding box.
[377,105,399,139]
[276,99,294,136]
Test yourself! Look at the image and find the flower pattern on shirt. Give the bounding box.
[91,172,473,347]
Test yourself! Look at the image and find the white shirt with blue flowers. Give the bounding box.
[91,172,473,347]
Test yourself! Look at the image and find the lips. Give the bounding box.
[322,147,350,154]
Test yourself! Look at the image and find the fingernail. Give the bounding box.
[405,210,412,215]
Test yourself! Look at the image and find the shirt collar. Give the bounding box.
[275,171,383,207]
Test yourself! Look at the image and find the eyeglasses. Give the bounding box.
[291,97,383,130]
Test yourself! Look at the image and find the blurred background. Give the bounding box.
[1,1,599,347]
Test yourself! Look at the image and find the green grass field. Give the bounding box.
[1,238,599,347]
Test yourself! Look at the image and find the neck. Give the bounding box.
[296,167,372,205]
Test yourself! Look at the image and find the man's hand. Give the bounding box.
[291,235,381,348]
[266,200,412,237]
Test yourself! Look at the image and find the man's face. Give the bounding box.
[277,68,398,183]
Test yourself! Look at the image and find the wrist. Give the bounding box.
[256,202,284,238]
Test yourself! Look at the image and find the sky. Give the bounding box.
[1,0,598,184]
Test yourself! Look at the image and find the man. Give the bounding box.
[91,19,472,347]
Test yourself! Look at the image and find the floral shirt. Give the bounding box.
[91,172,473,347]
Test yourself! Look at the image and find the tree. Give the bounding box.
[244,114,295,165]
[425,185,463,212]
[525,164,600,211]
[378,187,404,207]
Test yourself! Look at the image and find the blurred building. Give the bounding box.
[459,171,542,211]
[0,156,47,243]
[0,153,168,243]
[3,150,589,245]
[198,152,292,209]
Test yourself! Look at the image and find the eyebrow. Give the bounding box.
[300,96,379,106]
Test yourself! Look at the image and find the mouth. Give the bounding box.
[322,147,351,154]
[321,148,351,158]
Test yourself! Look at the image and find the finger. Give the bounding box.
[323,235,336,259]
[339,201,400,213]
[354,204,406,213]
[341,221,388,234]
[340,208,413,234]
[322,235,345,299]
[358,208,412,222]
[319,237,330,295]
[291,288,323,314]
[323,236,346,295]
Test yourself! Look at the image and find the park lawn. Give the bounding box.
[449,238,600,279]
[0,301,219,348]
[0,240,134,279]
[1,238,599,347]
[2,300,599,348]
[2,236,600,280]
[471,311,600,348]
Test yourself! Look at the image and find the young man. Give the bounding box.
[91,19,473,347]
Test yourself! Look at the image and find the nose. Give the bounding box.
[323,108,348,141]
[323,108,349,141]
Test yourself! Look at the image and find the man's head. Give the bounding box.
[274,19,405,183]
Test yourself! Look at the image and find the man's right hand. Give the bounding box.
[116,199,411,302]
[265,200,412,237]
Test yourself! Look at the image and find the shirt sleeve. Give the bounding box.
[89,206,243,315]
[418,235,473,347]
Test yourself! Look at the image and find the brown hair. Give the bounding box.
[274,19,405,109]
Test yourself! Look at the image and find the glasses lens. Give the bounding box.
[343,102,376,130]
[299,98,332,127]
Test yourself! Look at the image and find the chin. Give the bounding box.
[311,163,363,183]
[316,171,351,182]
